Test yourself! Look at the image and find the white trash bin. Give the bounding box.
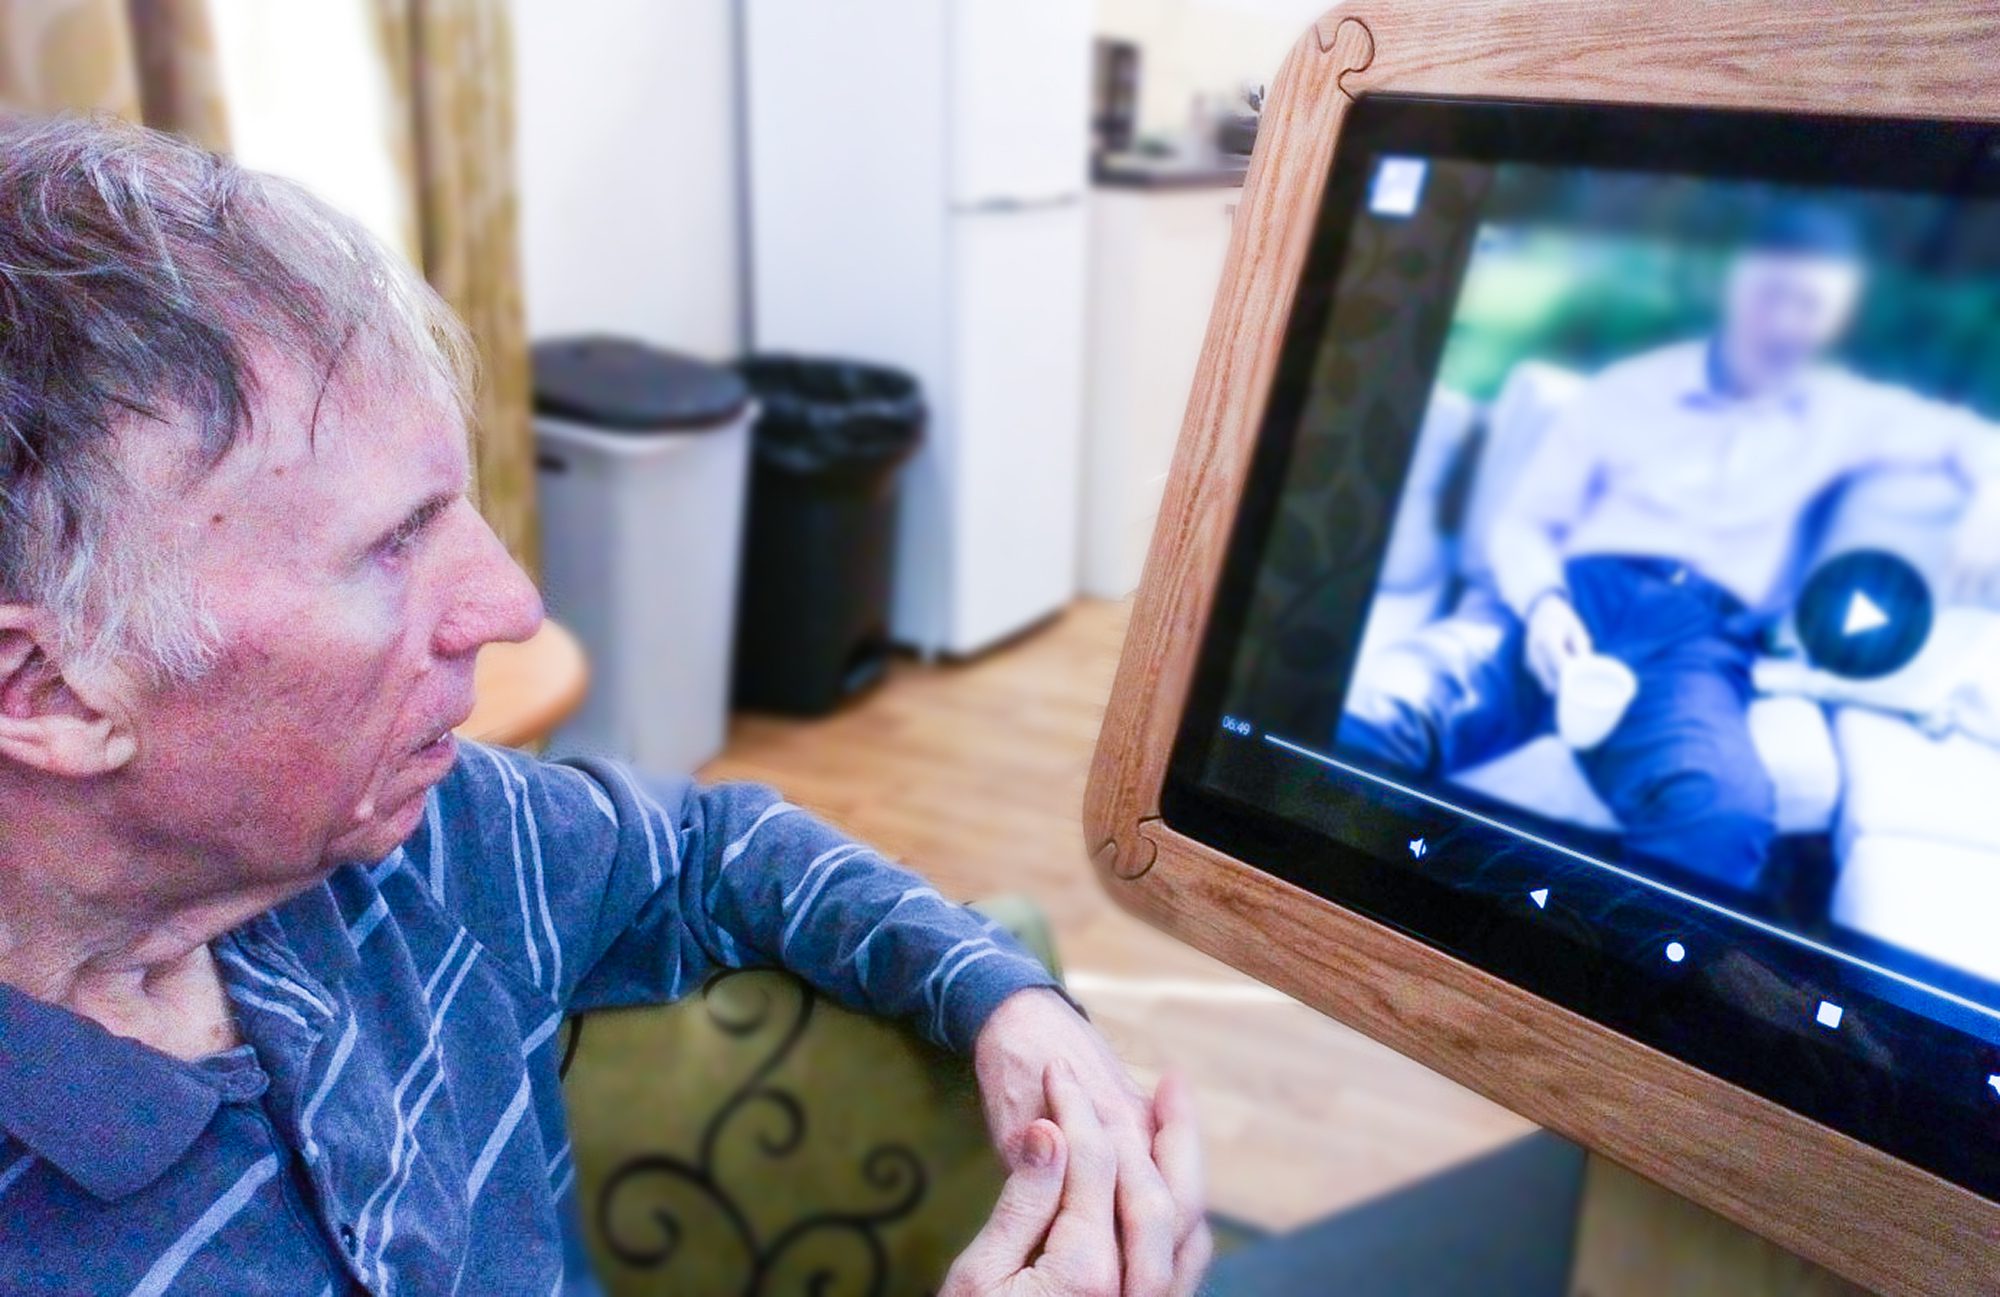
[533,338,752,773]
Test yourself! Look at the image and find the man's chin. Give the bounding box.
[329,784,435,866]
[328,737,459,865]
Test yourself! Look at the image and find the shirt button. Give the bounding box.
[339,1224,359,1255]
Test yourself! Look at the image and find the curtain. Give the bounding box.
[374,0,537,575]
[0,0,538,574]
[0,0,224,147]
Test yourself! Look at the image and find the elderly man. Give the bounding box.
[0,115,1207,1296]
[1340,206,2000,895]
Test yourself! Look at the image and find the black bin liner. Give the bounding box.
[733,356,925,715]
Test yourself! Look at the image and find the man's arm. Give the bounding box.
[1862,388,2000,606]
[408,742,1208,1294]
[1485,399,1602,620]
[1483,394,1607,691]
[407,742,1061,1052]
[1945,428,2000,608]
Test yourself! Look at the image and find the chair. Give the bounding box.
[560,896,1060,1296]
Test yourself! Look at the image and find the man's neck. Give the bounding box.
[46,944,244,1060]
[0,810,297,1057]
[1709,336,1809,404]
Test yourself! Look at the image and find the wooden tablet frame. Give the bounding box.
[1083,4,2000,1293]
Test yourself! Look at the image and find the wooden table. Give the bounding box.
[457,620,589,749]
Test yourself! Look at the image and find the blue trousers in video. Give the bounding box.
[1337,556,1777,893]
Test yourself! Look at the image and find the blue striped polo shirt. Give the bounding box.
[0,742,1061,1294]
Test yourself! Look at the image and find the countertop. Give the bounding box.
[1091,151,1250,191]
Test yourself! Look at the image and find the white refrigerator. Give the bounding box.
[742,0,1091,656]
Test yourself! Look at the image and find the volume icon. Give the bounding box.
[1408,838,1428,860]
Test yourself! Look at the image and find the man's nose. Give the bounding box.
[435,520,546,659]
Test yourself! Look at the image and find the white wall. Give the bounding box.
[510,0,1321,355]
[210,0,414,259]
[1096,0,1328,140]
[511,0,742,359]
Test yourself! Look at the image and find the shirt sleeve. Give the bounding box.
[1858,383,2000,487]
[1487,389,1607,618]
[400,741,1064,1054]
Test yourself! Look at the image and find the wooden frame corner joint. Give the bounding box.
[1092,822,1162,882]
[1315,12,1377,97]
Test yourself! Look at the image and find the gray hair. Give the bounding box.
[0,112,474,683]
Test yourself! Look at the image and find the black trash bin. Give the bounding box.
[732,357,925,715]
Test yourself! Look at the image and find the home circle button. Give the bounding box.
[1795,549,1933,680]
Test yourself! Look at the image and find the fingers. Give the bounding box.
[1529,601,1590,696]
[1152,1075,1207,1246]
[1552,602,1590,662]
[1564,615,1594,660]
[1530,633,1565,696]
[942,1119,1068,1295]
[1153,1075,1213,1297]
[1036,1061,1123,1296]
[1174,1226,1214,1297]
[1528,641,1560,697]
[1107,1097,1178,1297]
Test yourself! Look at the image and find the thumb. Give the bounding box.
[945,1121,1068,1291]
[1567,615,1593,656]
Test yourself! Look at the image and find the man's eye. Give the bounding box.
[377,500,452,562]
[379,523,422,558]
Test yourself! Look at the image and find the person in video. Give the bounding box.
[1339,205,2000,896]
[0,115,1208,1295]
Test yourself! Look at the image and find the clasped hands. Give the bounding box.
[947,988,1211,1297]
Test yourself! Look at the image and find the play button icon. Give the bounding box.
[1796,549,1933,680]
[1841,589,1891,637]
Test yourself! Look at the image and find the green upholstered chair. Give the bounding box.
[560,897,1063,1297]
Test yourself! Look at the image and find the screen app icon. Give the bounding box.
[1369,157,1429,217]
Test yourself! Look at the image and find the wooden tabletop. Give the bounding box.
[457,620,589,749]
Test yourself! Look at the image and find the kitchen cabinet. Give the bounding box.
[1081,180,1238,598]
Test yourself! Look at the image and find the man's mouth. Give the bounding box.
[411,708,472,759]
[413,726,455,756]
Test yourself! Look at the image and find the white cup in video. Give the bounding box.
[1556,653,1638,751]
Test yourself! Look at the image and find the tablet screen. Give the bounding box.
[1167,95,2000,1199]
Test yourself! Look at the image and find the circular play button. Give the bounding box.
[1795,549,1933,680]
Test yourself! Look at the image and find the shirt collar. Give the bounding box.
[1682,337,1814,415]
[271,878,360,983]
[0,880,356,1201]
[0,981,223,1200]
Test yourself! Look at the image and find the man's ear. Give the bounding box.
[0,607,138,778]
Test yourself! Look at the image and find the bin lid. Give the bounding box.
[532,336,750,433]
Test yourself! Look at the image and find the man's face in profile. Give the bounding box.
[1717,248,1866,396]
[113,358,545,893]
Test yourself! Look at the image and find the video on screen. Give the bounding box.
[1332,167,2000,993]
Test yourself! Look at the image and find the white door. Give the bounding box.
[948,0,1091,207]
[947,201,1088,652]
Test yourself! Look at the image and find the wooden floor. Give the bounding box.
[702,599,1532,1231]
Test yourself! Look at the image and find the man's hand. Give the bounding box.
[1524,591,1592,696]
[944,1061,1207,1297]
[972,990,1209,1296]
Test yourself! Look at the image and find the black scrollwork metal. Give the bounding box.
[558,1019,584,1080]
[593,970,930,1295]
